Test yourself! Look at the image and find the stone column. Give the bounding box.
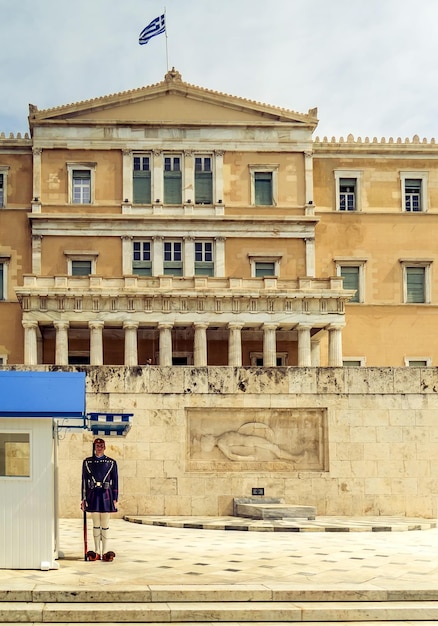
[214,150,224,203]
[152,150,163,203]
[158,322,173,366]
[214,237,226,278]
[184,150,194,203]
[304,150,314,206]
[263,323,278,367]
[123,321,139,366]
[22,320,38,365]
[194,322,208,366]
[89,321,104,365]
[328,324,344,366]
[122,149,133,203]
[31,235,43,275]
[32,148,42,202]
[121,236,133,275]
[184,236,195,276]
[305,237,316,278]
[228,323,243,366]
[297,323,312,367]
[153,236,164,275]
[54,321,69,365]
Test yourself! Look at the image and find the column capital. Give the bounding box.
[328,323,345,331]
[123,321,139,330]
[89,320,104,330]
[22,320,38,330]
[32,147,43,156]
[194,322,209,329]
[228,322,244,330]
[122,149,132,156]
[158,322,174,330]
[263,323,279,331]
[296,323,313,331]
[54,321,70,330]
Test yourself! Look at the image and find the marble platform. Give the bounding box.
[234,497,316,520]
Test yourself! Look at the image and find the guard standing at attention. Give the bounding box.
[81,438,118,561]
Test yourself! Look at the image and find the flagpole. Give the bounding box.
[164,6,169,71]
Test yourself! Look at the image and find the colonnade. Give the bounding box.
[22,320,344,367]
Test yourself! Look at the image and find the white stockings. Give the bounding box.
[91,512,110,555]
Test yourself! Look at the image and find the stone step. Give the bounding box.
[4,586,438,602]
[2,600,438,623]
[3,623,438,626]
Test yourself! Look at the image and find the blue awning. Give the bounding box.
[0,371,86,418]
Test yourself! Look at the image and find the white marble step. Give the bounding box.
[2,600,438,622]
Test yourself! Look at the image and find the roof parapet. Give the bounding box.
[0,131,31,141]
[314,133,436,146]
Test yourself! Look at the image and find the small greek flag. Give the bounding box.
[139,14,166,45]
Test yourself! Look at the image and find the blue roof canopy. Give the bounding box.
[0,371,86,418]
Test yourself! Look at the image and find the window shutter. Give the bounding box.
[133,171,151,204]
[164,171,182,204]
[255,262,275,277]
[195,172,213,204]
[341,266,359,302]
[72,260,92,276]
[254,172,273,205]
[406,267,425,303]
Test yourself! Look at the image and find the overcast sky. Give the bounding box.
[1,0,437,140]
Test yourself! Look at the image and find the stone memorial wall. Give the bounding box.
[49,365,438,519]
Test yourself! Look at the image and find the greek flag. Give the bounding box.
[139,14,166,45]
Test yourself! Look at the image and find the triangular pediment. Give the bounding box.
[29,69,318,129]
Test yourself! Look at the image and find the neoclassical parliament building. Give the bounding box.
[1,68,438,369]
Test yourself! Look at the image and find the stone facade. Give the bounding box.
[55,366,438,519]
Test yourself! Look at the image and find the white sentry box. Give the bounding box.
[0,371,86,570]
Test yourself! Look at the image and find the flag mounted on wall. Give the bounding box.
[139,14,166,45]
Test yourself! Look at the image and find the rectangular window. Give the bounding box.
[340,266,360,302]
[254,172,273,206]
[407,359,428,367]
[0,174,3,207]
[0,432,30,477]
[195,156,213,204]
[255,261,276,277]
[132,241,152,276]
[195,241,214,276]
[133,155,151,204]
[406,266,426,303]
[72,170,91,204]
[339,178,356,211]
[71,260,92,276]
[404,179,422,212]
[164,155,182,204]
[164,241,183,275]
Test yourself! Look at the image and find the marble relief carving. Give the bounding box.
[188,408,327,472]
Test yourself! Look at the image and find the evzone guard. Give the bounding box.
[81,438,118,561]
